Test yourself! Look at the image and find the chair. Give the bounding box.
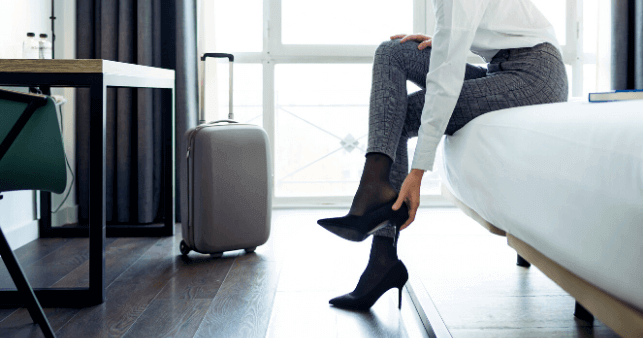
[0,88,67,338]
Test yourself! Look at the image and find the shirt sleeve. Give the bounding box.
[411,0,489,171]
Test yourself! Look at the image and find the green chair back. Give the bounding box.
[0,90,67,194]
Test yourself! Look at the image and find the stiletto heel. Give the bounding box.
[391,204,408,247]
[329,260,409,311]
[318,199,409,242]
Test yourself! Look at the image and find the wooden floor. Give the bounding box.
[0,209,429,338]
[400,208,621,338]
[0,208,626,337]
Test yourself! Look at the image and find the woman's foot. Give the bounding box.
[348,153,398,217]
[317,153,408,242]
[330,236,407,310]
[317,199,408,242]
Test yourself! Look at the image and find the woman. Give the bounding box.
[317,0,568,310]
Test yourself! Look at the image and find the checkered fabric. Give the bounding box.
[368,40,568,238]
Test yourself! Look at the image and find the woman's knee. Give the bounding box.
[375,39,421,61]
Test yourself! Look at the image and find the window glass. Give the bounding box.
[531,0,566,45]
[275,64,371,196]
[211,0,263,52]
[566,64,573,98]
[204,62,263,125]
[583,63,597,97]
[282,0,413,45]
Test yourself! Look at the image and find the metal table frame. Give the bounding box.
[0,59,175,307]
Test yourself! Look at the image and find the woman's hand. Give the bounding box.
[390,34,433,50]
[392,169,424,230]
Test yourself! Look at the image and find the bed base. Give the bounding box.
[441,184,643,338]
[508,234,643,337]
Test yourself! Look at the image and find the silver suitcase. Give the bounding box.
[180,53,272,257]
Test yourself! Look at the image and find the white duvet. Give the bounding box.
[438,99,643,311]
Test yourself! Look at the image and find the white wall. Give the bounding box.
[0,0,77,250]
[51,0,78,228]
[0,0,51,59]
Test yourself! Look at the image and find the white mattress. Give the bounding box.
[438,99,643,311]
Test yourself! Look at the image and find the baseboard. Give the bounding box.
[53,204,79,227]
[2,205,78,250]
[3,219,39,250]
[273,195,455,209]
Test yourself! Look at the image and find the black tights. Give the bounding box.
[349,152,398,216]
[348,152,400,295]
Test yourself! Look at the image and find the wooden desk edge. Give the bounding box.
[0,59,174,80]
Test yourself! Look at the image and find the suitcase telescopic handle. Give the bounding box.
[200,53,234,123]
[201,53,234,62]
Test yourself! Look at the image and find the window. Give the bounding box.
[527,0,612,97]
[200,0,607,206]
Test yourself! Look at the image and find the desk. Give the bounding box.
[0,59,175,307]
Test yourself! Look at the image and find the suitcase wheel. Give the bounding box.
[210,252,223,258]
[245,247,257,253]
[180,240,191,256]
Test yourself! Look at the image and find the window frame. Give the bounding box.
[198,0,586,207]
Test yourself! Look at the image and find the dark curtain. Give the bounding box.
[76,0,197,224]
[612,0,643,90]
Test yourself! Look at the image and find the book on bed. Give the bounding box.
[588,89,643,102]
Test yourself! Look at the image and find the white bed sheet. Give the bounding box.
[438,99,643,311]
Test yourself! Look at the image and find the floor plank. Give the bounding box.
[0,238,71,282]
[400,208,621,338]
[335,303,412,338]
[0,307,80,338]
[55,279,169,337]
[55,237,175,337]
[154,254,236,300]
[449,326,621,338]
[265,209,427,338]
[193,255,282,338]
[0,308,16,322]
[52,237,159,288]
[266,291,341,338]
[0,238,110,289]
[122,299,211,338]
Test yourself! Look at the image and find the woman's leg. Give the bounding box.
[335,43,567,310]
[339,91,425,303]
[348,39,432,218]
[369,59,489,239]
[349,38,490,221]
[444,43,568,136]
[335,41,488,304]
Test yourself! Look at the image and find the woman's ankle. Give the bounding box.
[349,182,397,216]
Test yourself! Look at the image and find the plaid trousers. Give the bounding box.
[368,40,569,238]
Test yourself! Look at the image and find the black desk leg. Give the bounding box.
[39,191,52,235]
[88,79,106,304]
[163,87,176,234]
[38,83,53,236]
[0,228,56,338]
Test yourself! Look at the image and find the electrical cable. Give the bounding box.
[51,102,74,214]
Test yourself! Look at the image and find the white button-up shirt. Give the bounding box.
[412,0,560,171]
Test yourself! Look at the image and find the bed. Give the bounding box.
[436,99,643,338]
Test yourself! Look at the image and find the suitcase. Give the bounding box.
[180,52,272,257]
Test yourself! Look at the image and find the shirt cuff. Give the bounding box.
[410,133,442,171]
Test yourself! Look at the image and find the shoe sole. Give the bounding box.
[320,220,390,242]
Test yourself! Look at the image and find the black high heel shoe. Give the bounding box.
[329,260,408,310]
[317,199,409,243]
